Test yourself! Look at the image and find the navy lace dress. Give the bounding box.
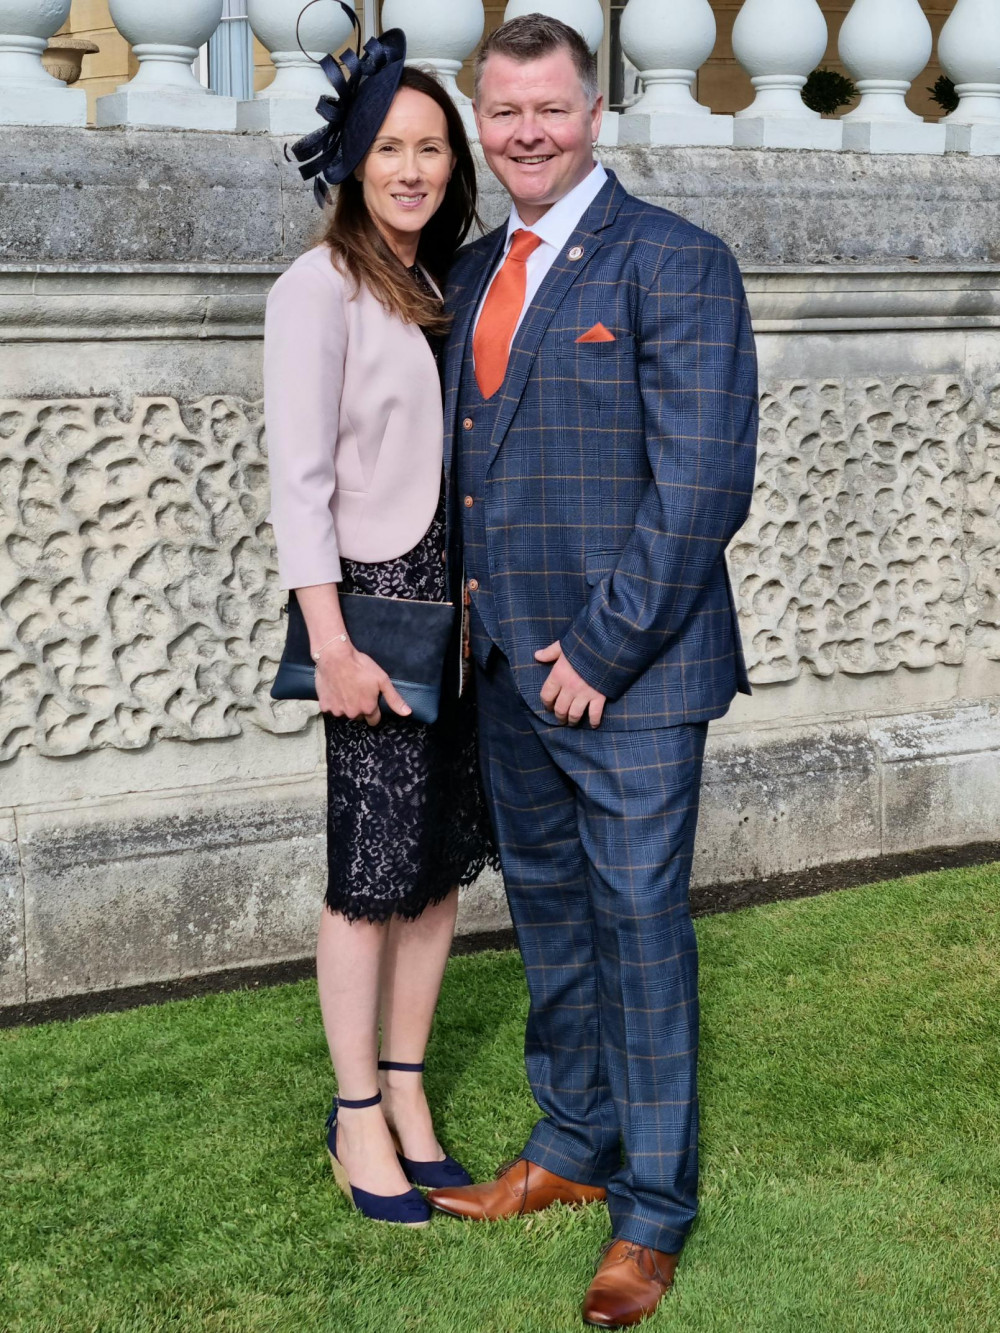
[322,268,497,923]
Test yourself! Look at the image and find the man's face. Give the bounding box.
[475,49,603,225]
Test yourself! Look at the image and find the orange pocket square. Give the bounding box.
[575,323,616,344]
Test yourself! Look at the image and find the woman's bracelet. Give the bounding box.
[311,632,349,664]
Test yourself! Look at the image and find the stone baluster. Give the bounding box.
[501,0,617,141]
[938,0,1000,155]
[503,0,605,52]
[382,0,485,132]
[732,0,842,148]
[0,0,87,126]
[617,0,733,146]
[98,0,237,130]
[838,0,945,152]
[238,0,355,134]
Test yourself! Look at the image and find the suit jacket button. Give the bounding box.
[463,417,474,430]
[467,578,479,592]
[464,495,475,508]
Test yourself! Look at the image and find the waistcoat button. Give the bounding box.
[464,495,474,508]
[467,578,479,592]
[463,417,474,430]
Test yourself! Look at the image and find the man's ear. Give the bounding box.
[590,93,604,146]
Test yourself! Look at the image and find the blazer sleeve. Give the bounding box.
[264,258,347,591]
[560,236,759,700]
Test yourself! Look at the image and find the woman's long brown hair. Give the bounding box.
[322,67,479,338]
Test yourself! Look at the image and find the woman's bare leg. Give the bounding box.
[316,906,412,1196]
[378,888,460,1161]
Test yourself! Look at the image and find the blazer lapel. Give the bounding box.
[443,227,507,475]
[487,175,627,463]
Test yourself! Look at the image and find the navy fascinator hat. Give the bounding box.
[287,1,407,207]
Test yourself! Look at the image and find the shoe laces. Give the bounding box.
[599,1240,671,1285]
[599,1238,642,1263]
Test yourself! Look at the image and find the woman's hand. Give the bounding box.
[316,639,412,726]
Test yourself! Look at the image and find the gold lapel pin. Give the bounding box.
[567,245,585,261]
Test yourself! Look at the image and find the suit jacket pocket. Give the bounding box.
[556,334,634,363]
[585,549,621,587]
[560,332,633,349]
[553,335,641,436]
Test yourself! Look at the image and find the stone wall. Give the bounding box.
[1,128,998,1006]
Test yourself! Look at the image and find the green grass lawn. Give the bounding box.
[2,865,999,1333]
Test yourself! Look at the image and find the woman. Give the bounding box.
[265,22,491,1227]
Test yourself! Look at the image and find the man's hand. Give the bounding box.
[535,641,607,727]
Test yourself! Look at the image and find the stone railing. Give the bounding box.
[2,0,1000,152]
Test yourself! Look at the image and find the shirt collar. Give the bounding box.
[504,162,609,254]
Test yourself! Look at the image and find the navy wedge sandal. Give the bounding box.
[377,1060,474,1189]
[326,1091,431,1226]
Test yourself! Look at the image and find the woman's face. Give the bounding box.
[358,87,455,259]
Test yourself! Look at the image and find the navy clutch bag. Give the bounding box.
[270,590,456,725]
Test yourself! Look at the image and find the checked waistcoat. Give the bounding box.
[455,332,506,668]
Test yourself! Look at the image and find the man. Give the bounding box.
[428,16,758,1328]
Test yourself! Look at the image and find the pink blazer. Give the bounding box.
[264,244,444,591]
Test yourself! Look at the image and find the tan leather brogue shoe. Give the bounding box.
[581,1239,679,1328]
[426,1157,606,1221]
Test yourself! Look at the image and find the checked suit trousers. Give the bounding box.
[476,653,708,1253]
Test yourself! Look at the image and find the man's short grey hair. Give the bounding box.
[473,14,600,108]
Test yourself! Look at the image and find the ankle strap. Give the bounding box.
[336,1091,383,1109]
[377,1060,425,1073]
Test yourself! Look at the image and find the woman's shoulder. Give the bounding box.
[269,244,349,304]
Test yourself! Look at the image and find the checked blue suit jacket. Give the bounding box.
[444,172,759,731]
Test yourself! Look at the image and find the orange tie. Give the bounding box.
[473,229,543,400]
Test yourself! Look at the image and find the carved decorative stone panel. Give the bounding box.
[729,376,1000,683]
[1,380,998,759]
[964,383,1000,662]
[0,395,310,761]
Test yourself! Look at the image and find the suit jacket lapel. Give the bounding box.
[443,227,507,475]
[487,175,627,463]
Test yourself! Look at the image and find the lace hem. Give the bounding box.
[324,846,499,926]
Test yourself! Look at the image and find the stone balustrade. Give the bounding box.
[0,0,87,126]
[0,0,996,154]
[238,0,355,133]
[938,0,1000,154]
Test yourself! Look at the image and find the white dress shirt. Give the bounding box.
[473,162,609,339]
